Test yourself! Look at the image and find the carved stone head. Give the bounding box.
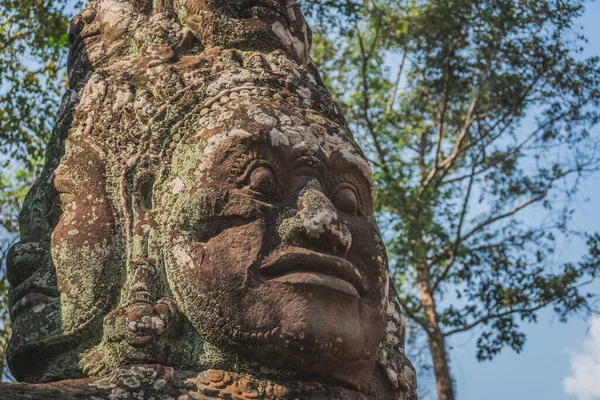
[159,99,389,391]
[7,0,416,398]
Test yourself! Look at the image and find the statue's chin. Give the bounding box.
[197,334,378,392]
[8,328,81,382]
[197,282,384,391]
[8,294,110,381]
[227,330,380,392]
[8,302,62,362]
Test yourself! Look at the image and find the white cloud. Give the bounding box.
[564,316,600,400]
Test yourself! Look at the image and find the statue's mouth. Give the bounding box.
[258,247,366,298]
[9,278,59,318]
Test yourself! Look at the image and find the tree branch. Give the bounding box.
[460,190,549,243]
[443,300,552,337]
[355,25,391,178]
[436,76,484,171]
[432,161,476,292]
[386,48,407,113]
[422,68,452,190]
[396,297,429,331]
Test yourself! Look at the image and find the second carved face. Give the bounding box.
[7,138,122,381]
[160,100,389,390]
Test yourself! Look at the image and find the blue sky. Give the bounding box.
[445,3,600,399]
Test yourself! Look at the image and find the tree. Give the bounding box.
[305,0,600,399]
[0,0,72,379]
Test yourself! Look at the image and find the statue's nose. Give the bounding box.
[278,180,352,255]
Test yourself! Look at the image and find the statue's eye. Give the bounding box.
[332,186,359,216]
[236,157,281,198]
[248,166,277,195]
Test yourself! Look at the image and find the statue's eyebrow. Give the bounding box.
[332,151,374,189]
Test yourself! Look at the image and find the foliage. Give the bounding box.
[306,0,600,399]
[0,0,71,170]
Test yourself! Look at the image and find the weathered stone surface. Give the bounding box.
[4,0,417,398]
[0,364,398,399]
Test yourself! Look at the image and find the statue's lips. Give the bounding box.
[9,279,59,317]
[258,249,366,298]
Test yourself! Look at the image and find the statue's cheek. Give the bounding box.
[51,200,118,333]
[342,218,389,307]
[165,220,265,321]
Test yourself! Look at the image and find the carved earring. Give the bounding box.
[100,156,181,365]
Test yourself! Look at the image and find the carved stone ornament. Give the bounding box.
[3,0,417,398]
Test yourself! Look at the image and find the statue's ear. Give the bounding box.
[123,155,162,259]
[373,279,418,400]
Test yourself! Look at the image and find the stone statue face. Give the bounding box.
[7,138,121,381]
[162,101,389,388]
[178,0,311,64]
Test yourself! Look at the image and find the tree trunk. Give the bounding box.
[427,328,454,400]
[417,268,455,400]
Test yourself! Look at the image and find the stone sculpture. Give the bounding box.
[4,0,417,398]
